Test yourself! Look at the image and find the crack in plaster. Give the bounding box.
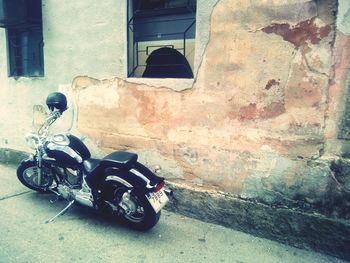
[190,0,221,90]
[125,79,193,93]
[301,50,330,78]
[283,50,298,102]
[80,127,163,142]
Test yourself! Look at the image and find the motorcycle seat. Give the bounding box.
[101,151,138,169]
[84,152,138,188]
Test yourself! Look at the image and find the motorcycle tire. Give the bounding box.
[102,180,161,231]
[17,160,53,193]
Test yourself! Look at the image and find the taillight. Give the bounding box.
[154,181,165,192]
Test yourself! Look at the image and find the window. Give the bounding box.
[7,26,44,77]
[0,0,44,77]
[127,0,196,78]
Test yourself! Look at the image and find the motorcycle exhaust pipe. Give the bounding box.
[73,191,94,208]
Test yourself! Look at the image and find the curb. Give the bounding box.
[0,148,30,166]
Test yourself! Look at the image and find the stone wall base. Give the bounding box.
[0,148,29,165]
[166,182,350,261]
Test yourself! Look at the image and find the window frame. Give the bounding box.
[6,25,44,78]
[127,0,197,79]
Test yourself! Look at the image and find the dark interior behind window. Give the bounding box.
[128,0,197,78]
[1,0,44,77]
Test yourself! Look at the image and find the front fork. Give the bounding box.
[36,150,43,185]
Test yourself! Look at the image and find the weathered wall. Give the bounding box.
[0,0,218,150]
[66,0,350,222]
[1,0,350,258]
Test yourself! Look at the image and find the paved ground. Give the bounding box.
[0,164,347,263]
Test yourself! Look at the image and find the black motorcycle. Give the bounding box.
[17,92,172,230]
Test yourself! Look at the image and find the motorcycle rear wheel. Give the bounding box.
[17,160,53,192]
[102,181,161,231]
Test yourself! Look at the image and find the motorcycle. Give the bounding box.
[17,92,172,230]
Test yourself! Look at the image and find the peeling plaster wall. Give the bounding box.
[66,0,350,221]
[0,0,219,149]
[333,1,350,141]
[324,0,350,154]
[1,0,350,226]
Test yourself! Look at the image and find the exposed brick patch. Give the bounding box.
[265,79,280,90]
[262,17,331,47]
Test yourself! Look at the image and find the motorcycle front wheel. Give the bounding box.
[101,181,161,231]
[17,160,53,192]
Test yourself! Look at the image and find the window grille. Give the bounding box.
[7,26,44,77]
[2,0,44,78]
[127,0,196,78]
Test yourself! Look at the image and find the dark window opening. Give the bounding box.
[1,0,44,77]
[128,0,196,78]
[7,26,44,77]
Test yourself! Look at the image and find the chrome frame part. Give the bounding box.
[29,110,61,186]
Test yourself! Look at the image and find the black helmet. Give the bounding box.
[46,92,68,113]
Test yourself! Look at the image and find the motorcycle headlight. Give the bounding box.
[25,133,41,150]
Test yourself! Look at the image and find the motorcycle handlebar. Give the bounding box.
[38,110,61,136]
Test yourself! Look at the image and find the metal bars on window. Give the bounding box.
[7,26,44,77]
[127,0,196,78]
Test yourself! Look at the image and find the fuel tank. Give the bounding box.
[44,134,91,168]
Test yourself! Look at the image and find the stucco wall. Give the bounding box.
[57,0,350,222]
[0,0,126,150]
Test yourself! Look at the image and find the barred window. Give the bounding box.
[127,0,196,78]
[7,26,44,77]
[3,0,44,78]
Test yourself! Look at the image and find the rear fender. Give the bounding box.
[103,162,164,194]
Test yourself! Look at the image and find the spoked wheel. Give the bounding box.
[102,181,160,231]
[17,160,53,192]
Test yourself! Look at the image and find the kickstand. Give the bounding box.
[45,200,75,224]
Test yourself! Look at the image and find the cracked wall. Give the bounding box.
[64,0,350,221]
[0,0,350,226]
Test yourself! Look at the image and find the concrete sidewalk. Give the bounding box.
[0,164,346,263]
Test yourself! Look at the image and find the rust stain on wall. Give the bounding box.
[260,102,285,119]
[285,61,326,109]
[238,103,257,121]
[262,17,331,47]
[131,88,157,125]
[265,79,280,90]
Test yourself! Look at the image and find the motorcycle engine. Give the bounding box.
[54,167,94,208]
[57,184,71,200]
[54,167,80,185]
